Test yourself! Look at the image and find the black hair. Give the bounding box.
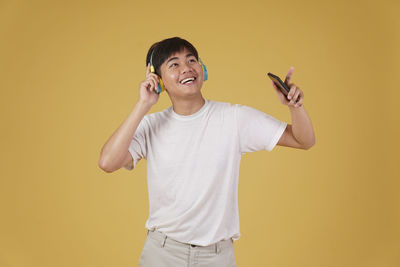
[146,37,199,77]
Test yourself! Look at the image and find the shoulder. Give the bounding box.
[143,106,172,124]
[203,99,239,122]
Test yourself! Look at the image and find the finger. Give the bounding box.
[146,72,159,82]
[287,84,297,100]
[150,77,159,92]
[295,91,304,107]
[146,80,153,92]
[150,78,158,93]
[284,66,294,85]
[148,75,156,84]
[144,76,155,91]
[143,80,153,92]
[291,89,301,104]
[151,75,161,93]
[152,74,160,83]
[272,81,289,103]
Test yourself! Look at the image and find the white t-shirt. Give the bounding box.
[125,98,287,246]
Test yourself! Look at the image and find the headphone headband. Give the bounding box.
[150,51,156,73]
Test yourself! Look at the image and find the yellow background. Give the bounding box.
[1,0,399,266]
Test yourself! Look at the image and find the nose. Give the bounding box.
[180,61,194,74]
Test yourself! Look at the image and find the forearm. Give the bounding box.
[98,100,151,171]
[289,105,315,149]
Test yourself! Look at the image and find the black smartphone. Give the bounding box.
[267,72,291,99]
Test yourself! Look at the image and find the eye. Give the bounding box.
[189,58,197,63]
[169,63,178,68]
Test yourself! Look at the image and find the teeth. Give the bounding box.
[181,77,195,84]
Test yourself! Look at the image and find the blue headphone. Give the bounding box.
[149,50,208,94]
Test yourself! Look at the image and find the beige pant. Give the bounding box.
[138,229,236,267]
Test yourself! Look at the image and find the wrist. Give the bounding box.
[137,99,152,107]
[288,104,304,111]
[135,100,152,113]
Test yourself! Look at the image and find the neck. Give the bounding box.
[169,94,205,116]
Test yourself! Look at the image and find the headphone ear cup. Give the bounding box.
[201,63,208,81]
[157,78,165,94]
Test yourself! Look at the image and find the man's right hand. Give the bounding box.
[139,63,161,107]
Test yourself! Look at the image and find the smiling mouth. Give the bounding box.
[180,77,197,85]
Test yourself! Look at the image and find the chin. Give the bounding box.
[173,88,202,99]
[166,81,203,97]
[177,83,202,92]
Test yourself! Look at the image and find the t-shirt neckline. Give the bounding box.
[169,98,209,121]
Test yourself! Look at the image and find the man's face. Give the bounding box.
[160,48,204,98]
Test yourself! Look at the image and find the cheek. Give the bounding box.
[162,73,179,89]
[196,65,204,78]
[165,72,178,82]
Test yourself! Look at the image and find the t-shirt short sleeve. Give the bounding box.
[123,117,148,170]
[235,104,287,154]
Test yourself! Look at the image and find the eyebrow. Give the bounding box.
[166,53,195,64]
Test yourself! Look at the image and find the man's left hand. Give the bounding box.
[271,66,304,108]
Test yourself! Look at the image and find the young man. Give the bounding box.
[98,37,315,267]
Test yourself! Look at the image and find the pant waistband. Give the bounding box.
[146,229,233,254]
